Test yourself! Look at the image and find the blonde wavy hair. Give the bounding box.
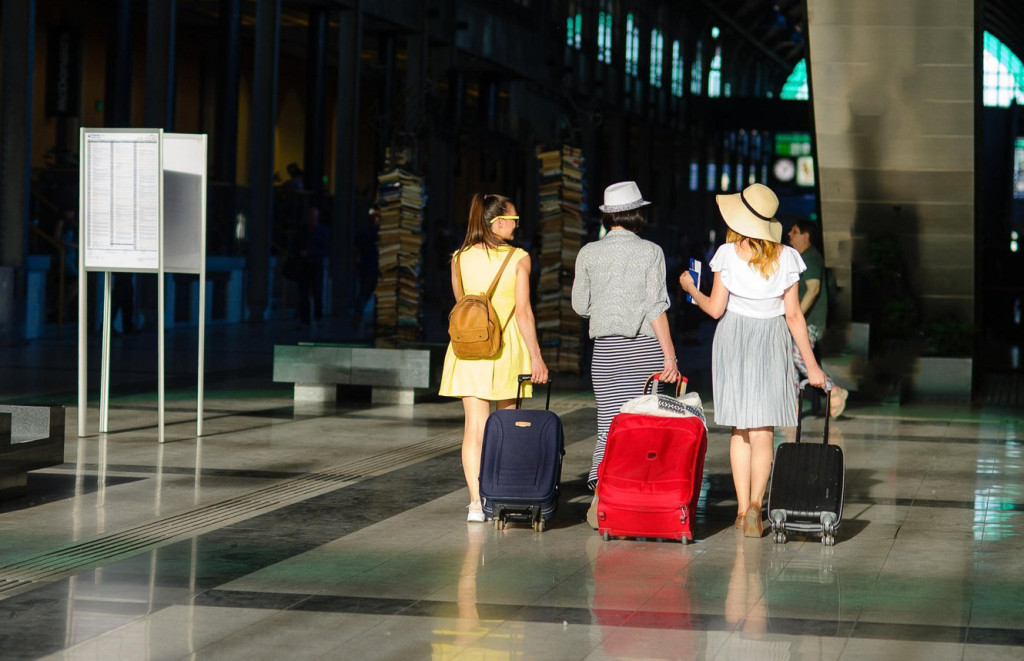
[726,228,782,279]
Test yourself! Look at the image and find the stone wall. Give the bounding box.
[807,0,975,325]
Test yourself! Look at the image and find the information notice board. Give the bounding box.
[82,129,162,272]
[77,128,209,441]
[162,133,206,274]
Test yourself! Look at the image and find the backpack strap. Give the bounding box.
[492,250,518,332]
[485,249,517,299]
[454,246,518,327]
[454,250,466,299]
[454,247,516,298]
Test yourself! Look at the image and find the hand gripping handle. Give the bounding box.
[516,374,552,410]
[795,379,831,444]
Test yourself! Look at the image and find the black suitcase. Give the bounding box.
[767,381,845,546]
[480,375,564,531]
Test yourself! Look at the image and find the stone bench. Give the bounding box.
[0,405,66,498]
[273,344,435,405]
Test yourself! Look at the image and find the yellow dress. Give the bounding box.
[439,245,533,400]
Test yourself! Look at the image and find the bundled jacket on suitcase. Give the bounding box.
[480,376,563,531]
[596,375,708,543]
[767,380,845,546]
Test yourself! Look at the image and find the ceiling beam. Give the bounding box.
[697,0,796,71]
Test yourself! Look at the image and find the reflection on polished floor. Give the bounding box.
[1,322,1022,660]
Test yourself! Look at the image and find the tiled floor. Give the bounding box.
[1,320,1022,660]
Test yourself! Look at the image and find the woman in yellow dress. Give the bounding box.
[439,193,549,522]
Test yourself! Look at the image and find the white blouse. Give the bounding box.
[709,243,805,318]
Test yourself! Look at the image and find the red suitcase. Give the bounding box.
[595,412,707,543]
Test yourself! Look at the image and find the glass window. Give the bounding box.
[650,29,664,88]
[566,2,582,49]
[671,40,684,97]
[691,41,703,95]
[781,59,809,100]
[708,45,722,98]
[625,13,640,77]
[984,32,1024,107]
[597,1,613,64]
[1014,137,1024,199]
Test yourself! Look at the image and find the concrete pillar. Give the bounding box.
[104,0,132,127]
[214,0,241,184]
[807,0,975,325]
[144,0,177,130]
[332,2,362,314]
[304,8,328,194]
[0,0,36,343]
[246,0,281,321]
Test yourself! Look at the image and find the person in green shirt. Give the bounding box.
[787,219,848,417]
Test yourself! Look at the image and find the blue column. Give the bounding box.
[0,0,36,343]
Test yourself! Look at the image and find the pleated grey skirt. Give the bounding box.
[712,311,798,429]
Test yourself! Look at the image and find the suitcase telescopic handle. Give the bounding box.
[644,373,687,397]
[796,379,831,445]
[517,374,552,410]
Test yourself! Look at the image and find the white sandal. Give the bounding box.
[466,501,485,523]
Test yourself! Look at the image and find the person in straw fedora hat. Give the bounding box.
[680,183,826,538]
[572,181,681,528]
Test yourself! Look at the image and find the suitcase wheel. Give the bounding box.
[770,512,787,544]
[493,516,506,531]
[601,530,610,541]
[820,514,837,546]
[532,518,545,532]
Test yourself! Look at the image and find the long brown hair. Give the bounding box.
[455,193,513,257]
[726,228,782,278]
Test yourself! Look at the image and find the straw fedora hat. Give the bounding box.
[599,181,652,213]
[716,183,783,243]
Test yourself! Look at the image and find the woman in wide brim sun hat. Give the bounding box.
[572,180,680,529]
[714,183,784,243]
[679,182,826,539]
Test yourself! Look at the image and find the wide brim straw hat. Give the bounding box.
[599,181,652,213]
[716,183,783,243]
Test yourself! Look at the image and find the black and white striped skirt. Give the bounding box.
[589,335,665,488]
[712,311,798,429]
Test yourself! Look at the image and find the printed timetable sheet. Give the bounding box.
[83,130,161,271]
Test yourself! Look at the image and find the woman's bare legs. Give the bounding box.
[730,429,752,516]
[461,397,490,503]
[461,397,516,503]
[747,427,774,508]
[731,426,775,536]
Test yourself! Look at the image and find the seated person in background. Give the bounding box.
[786,219,848,417]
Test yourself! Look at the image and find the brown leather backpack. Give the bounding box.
[448,249,516,359]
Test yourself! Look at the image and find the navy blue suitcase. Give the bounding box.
[480,375,564,531]
[767,381,845,546]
